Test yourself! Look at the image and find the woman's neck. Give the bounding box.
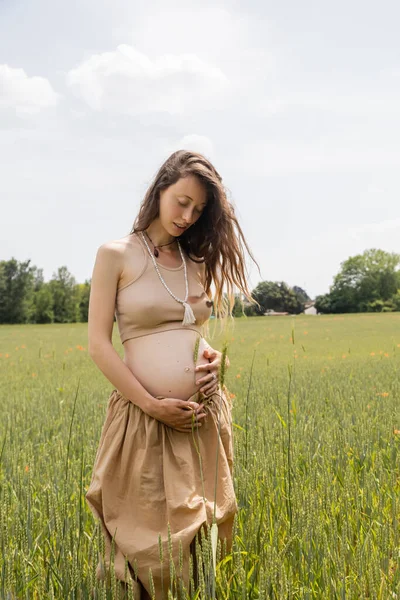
[144,222,177,253]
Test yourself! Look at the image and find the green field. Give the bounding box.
[1,313,400,598]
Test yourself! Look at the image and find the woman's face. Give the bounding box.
[159,175,208,236]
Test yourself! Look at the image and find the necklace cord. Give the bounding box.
[140,231,196,326]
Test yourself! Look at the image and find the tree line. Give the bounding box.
[0,259,90,324]
[238,248,400,316]
[313,248,400,314]
[0,248,398,324]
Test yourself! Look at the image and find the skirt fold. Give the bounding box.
[85,385,237,598]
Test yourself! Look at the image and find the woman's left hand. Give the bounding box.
[195,348,230,397]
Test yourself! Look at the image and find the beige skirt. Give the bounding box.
[85,384,238,599]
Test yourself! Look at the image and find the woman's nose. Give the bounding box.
[182,209,194,224]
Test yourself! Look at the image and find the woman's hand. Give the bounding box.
[195,347,230,396]
[148,397,207,433]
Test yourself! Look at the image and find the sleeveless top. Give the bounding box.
[114,233,213,343]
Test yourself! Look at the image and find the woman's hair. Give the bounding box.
[129,149,260,335]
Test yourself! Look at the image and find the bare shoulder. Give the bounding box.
[97,233,141,257]
[97,237,126,255]
[105,233,147,289]
[94,237,126,273]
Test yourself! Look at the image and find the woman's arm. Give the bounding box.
[88,242,156,414]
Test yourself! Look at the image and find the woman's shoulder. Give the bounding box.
[96,233,143,258]
[99,233,147,290]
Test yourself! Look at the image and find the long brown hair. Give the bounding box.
[129,149,260,334]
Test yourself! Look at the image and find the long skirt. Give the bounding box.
[85,384,238,599]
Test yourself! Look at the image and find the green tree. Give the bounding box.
[252,281,303,315]
[32,284,55,323]
[76,279,91,322]
[293,285,311,305]
[0,258,36,324]
[391,290,400,311]
[317,249,400,313]
[48,266,80,323]
[314,293,333,314]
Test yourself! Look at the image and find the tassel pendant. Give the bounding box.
[140,232,198,327]
[182,301,196,325]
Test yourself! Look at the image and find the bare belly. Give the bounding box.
[122,329,212,400]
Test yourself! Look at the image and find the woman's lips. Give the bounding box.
[173,223,187,230]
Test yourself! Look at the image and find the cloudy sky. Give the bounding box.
[1,0,399,299]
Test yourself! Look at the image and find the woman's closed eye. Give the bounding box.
[178,200,203,214]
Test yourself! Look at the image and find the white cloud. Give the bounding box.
[254,87,400,118]
[349,218,400,240]
[380,66,400,78]
[366,184,385,194]
[65,44,229,115]
[230,140,400,175]
[110,5,276,83]
[162,135,215,162]
[0,64,60,115]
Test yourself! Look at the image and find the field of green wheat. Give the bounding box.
[1,313,399,599]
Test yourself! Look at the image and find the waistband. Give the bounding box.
[120,324,203,344]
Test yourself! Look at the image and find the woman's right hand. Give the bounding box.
[148,397,207,433]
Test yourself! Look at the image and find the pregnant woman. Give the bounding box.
[85,150,259,599]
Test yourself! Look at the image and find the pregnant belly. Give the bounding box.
[122,330,212,400]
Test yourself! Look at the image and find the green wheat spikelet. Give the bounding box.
[219,339,229,388]
[193,334,201,363]
[148,567,156,599]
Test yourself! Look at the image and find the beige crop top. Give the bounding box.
[115,233,213,343]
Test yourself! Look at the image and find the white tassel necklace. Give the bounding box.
[140,231,197,326]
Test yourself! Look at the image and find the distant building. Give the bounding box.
[264,309,289,316]
[304,301,317,315]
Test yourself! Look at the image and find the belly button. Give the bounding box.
[184,366,191,372]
